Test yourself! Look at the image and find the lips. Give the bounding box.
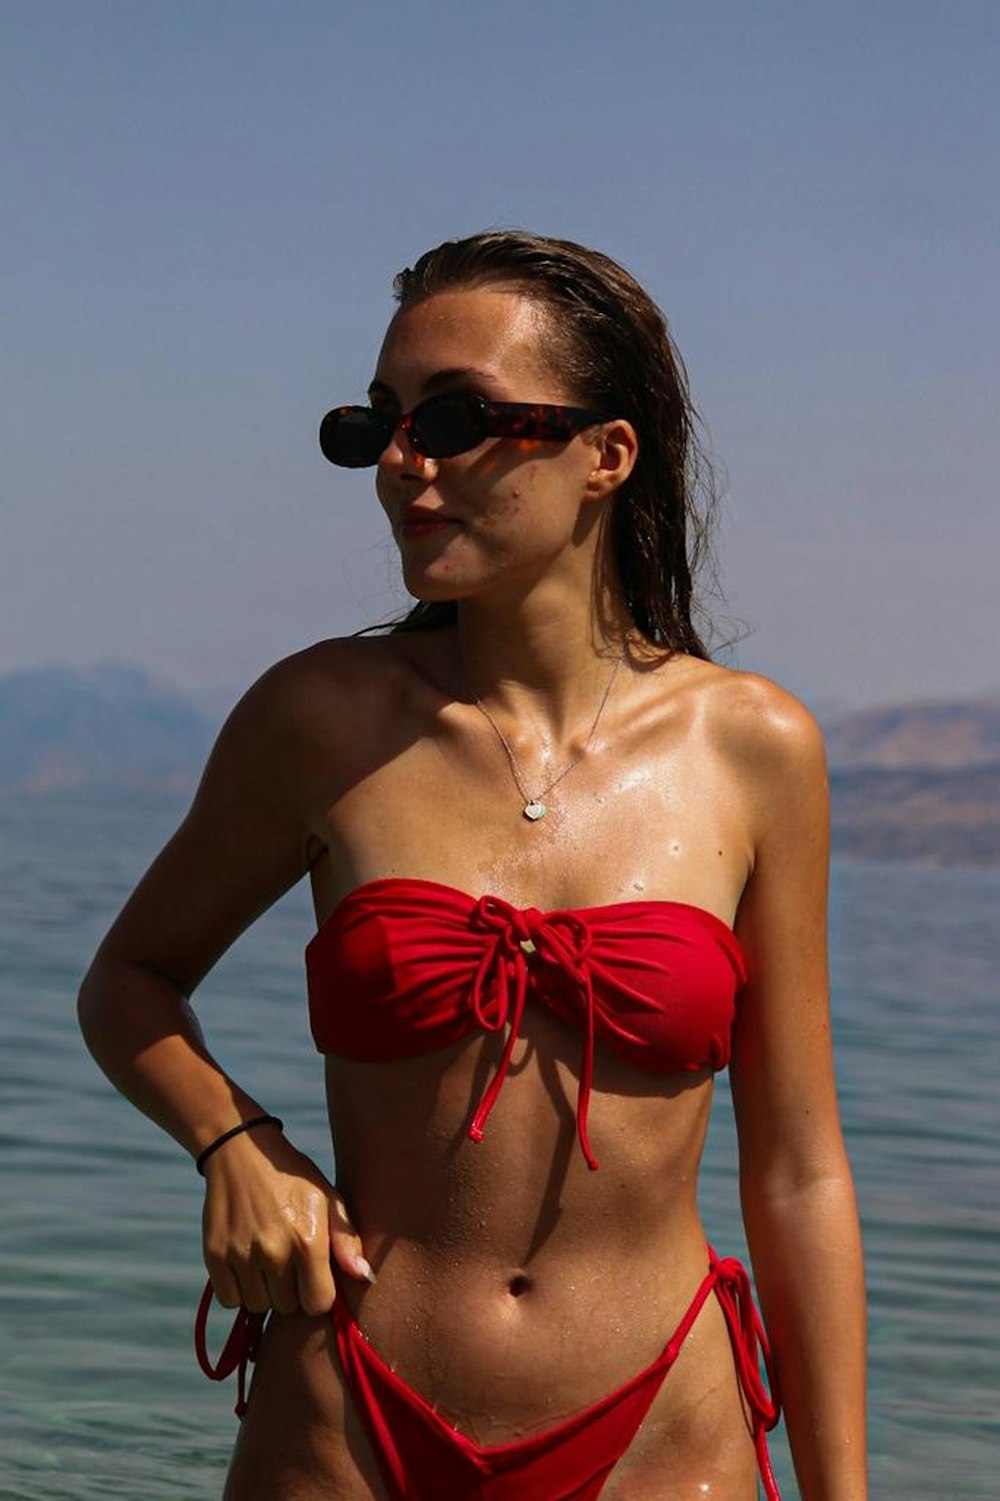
[398,507,460,538]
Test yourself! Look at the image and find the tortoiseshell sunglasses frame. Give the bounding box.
[319,392,611,468]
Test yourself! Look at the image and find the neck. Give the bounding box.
[449,579,634,739]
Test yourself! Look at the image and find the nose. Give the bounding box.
[381,416,436,476]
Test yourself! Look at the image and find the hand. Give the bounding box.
[201,1128,371,1316]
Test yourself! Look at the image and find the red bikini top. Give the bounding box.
[305,877,747,1171]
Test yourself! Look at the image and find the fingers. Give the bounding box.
[233,1264,272,1316]
[294,1250,337,1317]
[327,1190,376,1285]
[206,1249,295,1315]
[206,1256,243,1310]
[204,1196,371,1317]
[258,1262,301,1317]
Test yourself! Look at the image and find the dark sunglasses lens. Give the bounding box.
[319,408,390,468]
[412,394,486,458]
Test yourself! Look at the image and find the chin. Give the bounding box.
[402,581,462,607]
[401,565,469,603]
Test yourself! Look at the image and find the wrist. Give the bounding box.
[195,1114,284,1175]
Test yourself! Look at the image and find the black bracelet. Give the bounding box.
[195,1114,284,1176]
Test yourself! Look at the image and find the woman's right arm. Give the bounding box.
[77,654,372,1315]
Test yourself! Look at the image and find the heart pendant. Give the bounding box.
[523,801,547,821]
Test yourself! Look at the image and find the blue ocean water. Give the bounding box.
[1,787,997,1499]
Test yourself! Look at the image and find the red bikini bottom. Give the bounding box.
[196,1249,781,1500]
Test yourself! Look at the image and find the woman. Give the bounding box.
[79,230,867,1499]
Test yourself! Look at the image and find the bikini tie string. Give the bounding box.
[708,1249,783,1501]
[194,1281,266,1418]
[469,897,598,1168]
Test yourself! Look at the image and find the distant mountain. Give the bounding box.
[0,664,213,792]
[820,698,1000,863]
[829,763,1000,867]
[825,696,1000,770]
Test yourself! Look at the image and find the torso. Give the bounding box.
[230,630,767,1498]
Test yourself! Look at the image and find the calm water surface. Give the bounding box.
[1,789,998,1499]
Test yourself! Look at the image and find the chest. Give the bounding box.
[309,720,751,928]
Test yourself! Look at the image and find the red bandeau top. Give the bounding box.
[305,877,747,1171]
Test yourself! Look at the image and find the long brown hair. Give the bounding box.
[383,229,719,657]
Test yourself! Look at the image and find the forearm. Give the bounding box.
[743,1170,867,1501]
[78,958,269,1160]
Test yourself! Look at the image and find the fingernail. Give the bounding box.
[355,1256,377,1284]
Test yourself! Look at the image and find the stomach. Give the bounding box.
[321,1018,734,1444]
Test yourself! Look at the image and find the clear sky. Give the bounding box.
[3,1,997,712]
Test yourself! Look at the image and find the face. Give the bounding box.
[369,286,611,604]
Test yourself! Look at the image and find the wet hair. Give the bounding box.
[384,229,719,657]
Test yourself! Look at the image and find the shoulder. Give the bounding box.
[699,664,827,782]
[212,630,452,803]
[664,659,828,855]
[221,633,419,746]
[240,633,413,706]
[194,637,399,805]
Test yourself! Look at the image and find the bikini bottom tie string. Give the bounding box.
[708,1249,783,1501]
[194,1281,266,1419]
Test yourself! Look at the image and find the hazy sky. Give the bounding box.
[3,1,998,712]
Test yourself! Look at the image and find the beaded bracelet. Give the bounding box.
[195,1115,284,1176]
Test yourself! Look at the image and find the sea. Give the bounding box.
[1,786,997,1500]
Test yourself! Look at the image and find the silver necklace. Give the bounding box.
[472,654,623,821]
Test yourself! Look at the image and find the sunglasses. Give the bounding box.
[318,392,611,468]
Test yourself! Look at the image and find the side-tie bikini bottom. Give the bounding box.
[196,1248,782,1500]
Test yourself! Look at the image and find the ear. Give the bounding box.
[581,418,639,504]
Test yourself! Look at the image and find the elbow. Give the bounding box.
[739,1160,862,1255]
[77,960,110,1056]
[76,953,145,1054]
[76,954,203,1069]
[738,1137,859,1216]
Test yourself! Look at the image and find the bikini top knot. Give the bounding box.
[471,893,594,970]
[467,895,600,1166]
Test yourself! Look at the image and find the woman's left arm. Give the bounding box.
[728,680,867,1501]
